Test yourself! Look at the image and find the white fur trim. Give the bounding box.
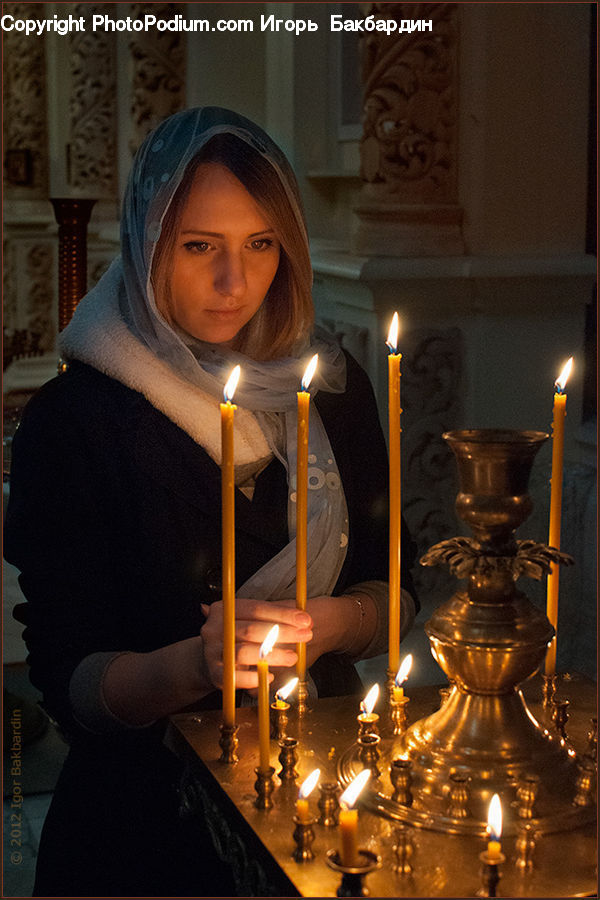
[59,289,270,466]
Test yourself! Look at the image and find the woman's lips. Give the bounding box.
[205,308,243,319]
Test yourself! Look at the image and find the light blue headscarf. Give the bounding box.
[119,107,349,601]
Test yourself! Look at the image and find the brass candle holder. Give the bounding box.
[573,755,596,807]
[292,816,317,862]
[318,782,341,826]
[446,771,470,818]
[478,850,505,898]
[516,772,540,819]
[392,823,415,875]
[218,723,239,764]
[389,695,409,735]
[297,678,310,715]
[271,700,290,741]
[254,765,276,809]
[514,821,536,871]
[357,712,379,740]
[278,736,299,781]
[552,698,570,740]
[357,733,381,779]
[325,848,381,897]
[542,672,558,709]
[390,758,413,806]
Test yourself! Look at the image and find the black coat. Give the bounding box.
[4,352,417,896]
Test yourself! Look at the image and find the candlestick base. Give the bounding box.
[318,782,341,826]
[278,736,299,781]
[292,816,317,861]
[218,723,239,764]
[254,766,276,809]
[326,848,381,897]
[477,850,505,898]
[542,673,558,709]
[297,679,310,715]
[271,702,289,741]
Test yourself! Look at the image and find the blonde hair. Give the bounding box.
[151,134,314,361]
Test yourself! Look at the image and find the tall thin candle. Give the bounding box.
[257,624,279,771]
[386,313,402,674]
[545,357,573,677]
[296,354,318,682]
[220,365,241,728]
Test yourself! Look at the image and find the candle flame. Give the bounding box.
[360,683,380,715]
[395,654,413,687]
[554,357,573,393]
[299,768,320,800]
[301,354,319,391]
[487,793,502,841]
[259,624,279,659]
[224,365,241,402]
[339,769,371,810]
[276,677,299,702]
[386,312,400,353]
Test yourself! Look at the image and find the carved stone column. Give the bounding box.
[355,3,464,256]
[128,2,187,155]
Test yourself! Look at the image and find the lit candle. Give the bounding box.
[393,654,413,701]
[386,313,402,674]
[486,793,503,861]
[257,624,279,771]
[220,365,241,728]
[358,683,380,730]
[296,354,318,682]
[338,769,371,867]
[274,677,298,709]
[296,768,320,823]
[545,357,573,677]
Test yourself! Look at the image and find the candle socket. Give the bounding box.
[357,713,379,740]
[218,723,239,764]
[318,782,341,826]
[254,766,276,809]
[516,772,540,819]
[542,673,558,709]
[390,758,413,806]
[358,733,381,779]
[446,772,470,819]
[392,823,415,875]
[477,850,505,898]
[270,701,290,741]
[297,679,310,716]
[326,848,381,897]
[573,755,596,807]
[389,696,410,735]
[278,736,299,781]
[515,822,536,871]
[292,816,317,862]
[551,698,570,739]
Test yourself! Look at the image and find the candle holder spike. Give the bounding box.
[292,816,317,862]
[278,736,299,781]
[254,765,276,809]
[326,848,381,897]
[318,782,341,826]
[218,723,239,764]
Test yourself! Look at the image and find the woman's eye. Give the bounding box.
[184,241,211,253]
[249,238,273,251]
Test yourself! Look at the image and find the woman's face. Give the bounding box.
[166,162,281,345]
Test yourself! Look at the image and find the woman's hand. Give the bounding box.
[200,598,313,692]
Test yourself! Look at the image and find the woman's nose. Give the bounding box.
[214,251,246,299]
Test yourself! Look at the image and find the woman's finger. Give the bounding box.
[235,597,312,628]
[235,619,312,646]
[236,643,298,669]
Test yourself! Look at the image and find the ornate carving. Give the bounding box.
[401,327,462,594]
[360,3,459,202]
[2,3,48,195]
[67,4,118,196]
[25,242,55,353]
[129,3,186,155]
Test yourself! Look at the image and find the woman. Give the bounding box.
[4,107,417,897]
